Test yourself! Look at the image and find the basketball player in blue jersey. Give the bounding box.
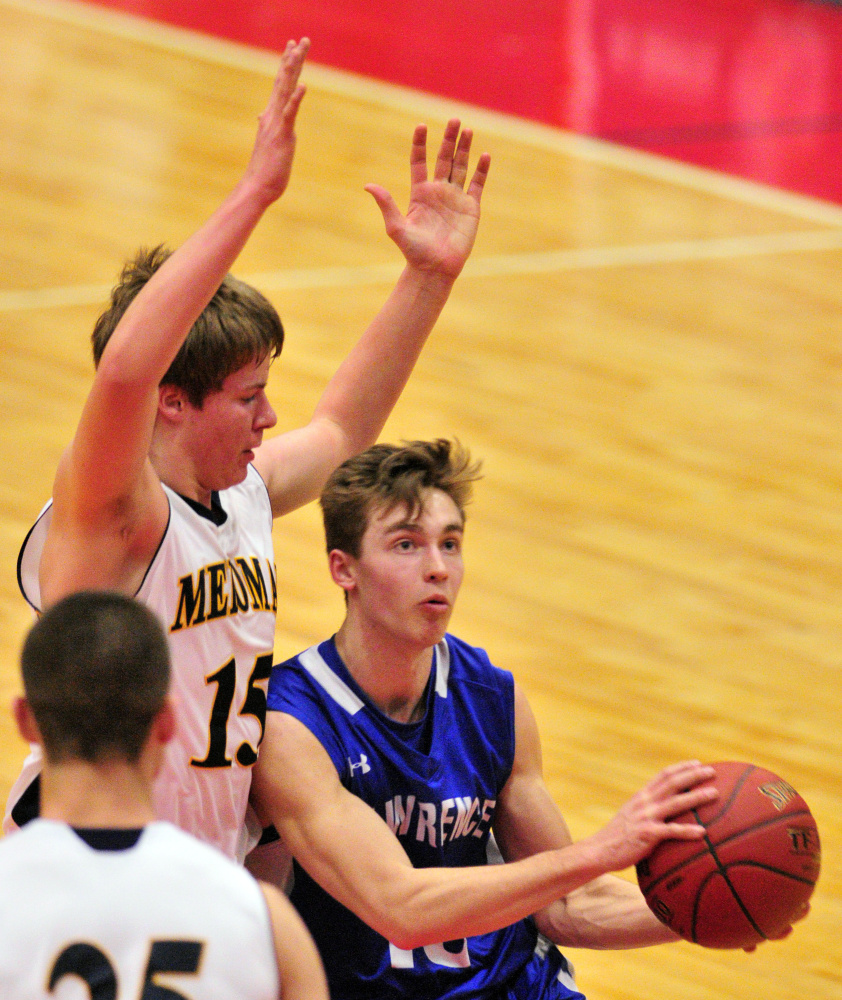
[251,440,728,1000]
[0,591,328,1000]
[5,39,491,861]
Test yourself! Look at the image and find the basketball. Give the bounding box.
[636,761,821,949]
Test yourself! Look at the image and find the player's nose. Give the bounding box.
[424,545,449,580]
[256,393,277,430]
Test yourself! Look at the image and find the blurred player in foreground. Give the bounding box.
[0,591,327,1000]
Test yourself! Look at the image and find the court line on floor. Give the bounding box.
[3,228,842,313]
[6,0,842,230]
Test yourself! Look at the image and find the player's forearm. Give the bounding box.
[534,874,679,950]
[311,264,456,454]
[98,176,272,385]
[359,837,615,950]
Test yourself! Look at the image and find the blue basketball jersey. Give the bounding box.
[267,634,581,1000]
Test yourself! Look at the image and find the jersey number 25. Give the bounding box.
[49,939,202,999]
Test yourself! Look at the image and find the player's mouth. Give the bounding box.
[422,594,450,611]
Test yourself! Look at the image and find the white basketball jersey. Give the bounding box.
[11,466,276,861]
[0,819,279,1000]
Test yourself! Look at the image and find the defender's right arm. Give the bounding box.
[40,39,309,605]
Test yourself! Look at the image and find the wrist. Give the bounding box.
[558,836,611,886]
[400,263,458,299]
[230,172,282,216]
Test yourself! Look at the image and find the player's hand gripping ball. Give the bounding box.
[636,761,820,949]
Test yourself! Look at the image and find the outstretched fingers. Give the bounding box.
[432,118,462,181]
[408,118,491,202]
[466,151,492,204]
[409,124,429,187]
[246,38,310,201]
[371,117,490,275]
[448,127,473,187]
[263,38,310,124]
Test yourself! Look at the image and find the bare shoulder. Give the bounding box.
[41,457,170,602]
[256,711,341,787]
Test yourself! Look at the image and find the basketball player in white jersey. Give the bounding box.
[5,37,491,860]
[0,590,328,1000]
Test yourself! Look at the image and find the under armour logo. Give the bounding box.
[348,754,371,776]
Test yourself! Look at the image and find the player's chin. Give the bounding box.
[217,464,250,492]
[418,605,452,640]
[420,600,452,621]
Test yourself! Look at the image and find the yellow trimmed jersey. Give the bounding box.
[9,466,276,861]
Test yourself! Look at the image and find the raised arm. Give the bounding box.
[253,120,492,516]
[42,40,309,603]
[251,710,717,950]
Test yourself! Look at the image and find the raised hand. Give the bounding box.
[365,119,491,279]
[243,38,310,205]
[585,761,718,874]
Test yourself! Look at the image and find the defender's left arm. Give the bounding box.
[254,119,490,516]
[494,683,678,949]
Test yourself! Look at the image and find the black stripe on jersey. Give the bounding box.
[72,828,144,851]
[10,774,40,827]
[178,490,228,526]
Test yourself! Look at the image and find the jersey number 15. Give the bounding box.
[192,653,273,769]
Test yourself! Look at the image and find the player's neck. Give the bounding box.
[39,759,158,829]
[150,433,213,508]
[334,619,434,725]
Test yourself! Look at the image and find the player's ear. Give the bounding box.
[328,549,357,593]
[142,695,177,784]
[151,695,178,747]
[12,697,42,746]
[158,384,188,422]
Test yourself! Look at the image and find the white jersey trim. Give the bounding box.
[299,645,365,714]
[433,640,450,698]
[299,640,451,714]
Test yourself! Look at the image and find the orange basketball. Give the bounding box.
[636,761,820,949]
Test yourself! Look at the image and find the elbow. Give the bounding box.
[534,900,581,948]
[364,903,433,951]
[386,921,441,952]
[360,881,447,951]
[387,926,422,952]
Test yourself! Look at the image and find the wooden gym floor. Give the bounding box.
[0,1,839,998]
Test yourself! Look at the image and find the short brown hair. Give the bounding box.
[320,439,482,557]
[21,592,171,765]
[91,245,285,407]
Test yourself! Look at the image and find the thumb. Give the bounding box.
[365,184,404,238]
